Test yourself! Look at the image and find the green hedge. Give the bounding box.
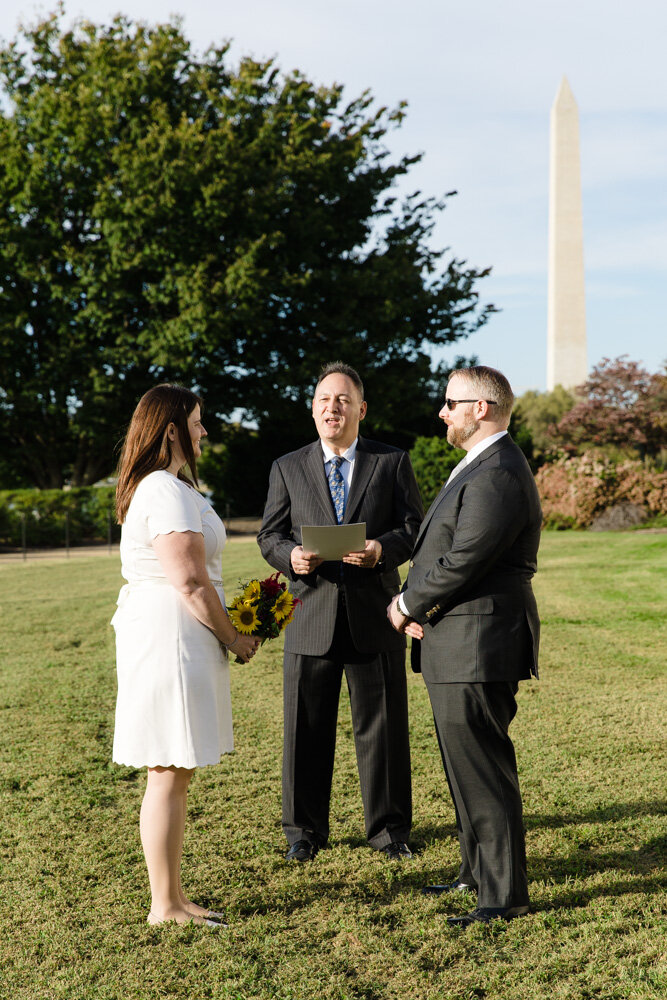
[409,436,465,508]
[0,487,120,548]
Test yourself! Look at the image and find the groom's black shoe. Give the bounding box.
[285,839,319,862]
[422,881,474,896]
[447,905,529,927]
[379,841,412,860]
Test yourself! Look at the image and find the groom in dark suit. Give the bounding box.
[258,362,423,862]
[388,365,541,926]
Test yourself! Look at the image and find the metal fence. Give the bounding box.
[2,510,117,562]
[0,511,261,562]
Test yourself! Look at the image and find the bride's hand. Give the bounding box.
[228,633,260,663]
[404,620,424,640]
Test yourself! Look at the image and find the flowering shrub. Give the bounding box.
[554,357,666,460]
[536,454,667,528]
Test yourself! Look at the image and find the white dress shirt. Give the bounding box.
[321,438,358,509]
[398,431,508,617]
[449,431,508,480]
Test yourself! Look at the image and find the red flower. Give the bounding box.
[260,572,283,597]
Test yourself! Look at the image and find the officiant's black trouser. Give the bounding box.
[282,603,411,850]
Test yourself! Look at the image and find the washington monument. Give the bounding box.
[547,76,587,391]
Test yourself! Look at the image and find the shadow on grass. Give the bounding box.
[543,870,667,912]
[525,799,667,829]
[529,833,667,880]
[338,823,459,852]
[234,865,666,920]
[232,825,666,917]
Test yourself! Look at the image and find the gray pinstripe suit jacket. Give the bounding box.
[258,436,424,657]
[403,435,542,683]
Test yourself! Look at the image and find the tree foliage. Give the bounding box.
[555,357,666,461]
[0,13,494,488]
[0,485,118,547]
[408,435,465,508]
[513,385,576,461]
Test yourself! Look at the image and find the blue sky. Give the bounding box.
[2,0,665,392]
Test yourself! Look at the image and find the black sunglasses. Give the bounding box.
[445,399,498,411]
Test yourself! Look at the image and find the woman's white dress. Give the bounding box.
[111,470,233,768]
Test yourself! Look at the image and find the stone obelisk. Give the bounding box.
[547,76,587,390]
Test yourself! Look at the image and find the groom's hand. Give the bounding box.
[387,595,408,633]
[387,595,424,639]
[291,545,324,575]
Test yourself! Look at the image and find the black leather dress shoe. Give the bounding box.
[421,881,475,896]
[285,839,319,862]
[447,905,529,927]
[379,841,412,860]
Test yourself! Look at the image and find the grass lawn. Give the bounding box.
[0,531,665,999]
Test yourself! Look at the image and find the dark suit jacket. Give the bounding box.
[258,436,424,657]
[403,435,541,684]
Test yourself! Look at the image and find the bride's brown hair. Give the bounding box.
[115,384,202,523]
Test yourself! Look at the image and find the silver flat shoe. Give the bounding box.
[147,911,224,928]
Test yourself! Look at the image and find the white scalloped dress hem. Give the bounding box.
[111,582,233,769]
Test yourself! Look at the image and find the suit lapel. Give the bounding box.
[411,436,512,553]
[344,438,377,524]
[305,443,338,524]
[412,483,448,551]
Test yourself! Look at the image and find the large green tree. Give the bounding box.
[0,13,495,489]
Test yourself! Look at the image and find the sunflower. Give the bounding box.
[229,601,260,634]
[242,579,262,601]
[272,589,295,622]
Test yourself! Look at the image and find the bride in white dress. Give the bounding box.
[112,384,259,927]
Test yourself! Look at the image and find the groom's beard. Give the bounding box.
[447,416,479,450]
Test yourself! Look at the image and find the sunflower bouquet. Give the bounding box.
[227,572,300,657]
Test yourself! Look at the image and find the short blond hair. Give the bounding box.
[451,366,514,422]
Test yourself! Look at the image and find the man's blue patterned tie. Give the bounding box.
[328,456,345,523]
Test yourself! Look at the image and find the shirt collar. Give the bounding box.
[464,430,508,466]
[321,438,358,464]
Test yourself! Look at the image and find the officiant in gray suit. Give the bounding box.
[258,361,423,862]
[388,365,541,927]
